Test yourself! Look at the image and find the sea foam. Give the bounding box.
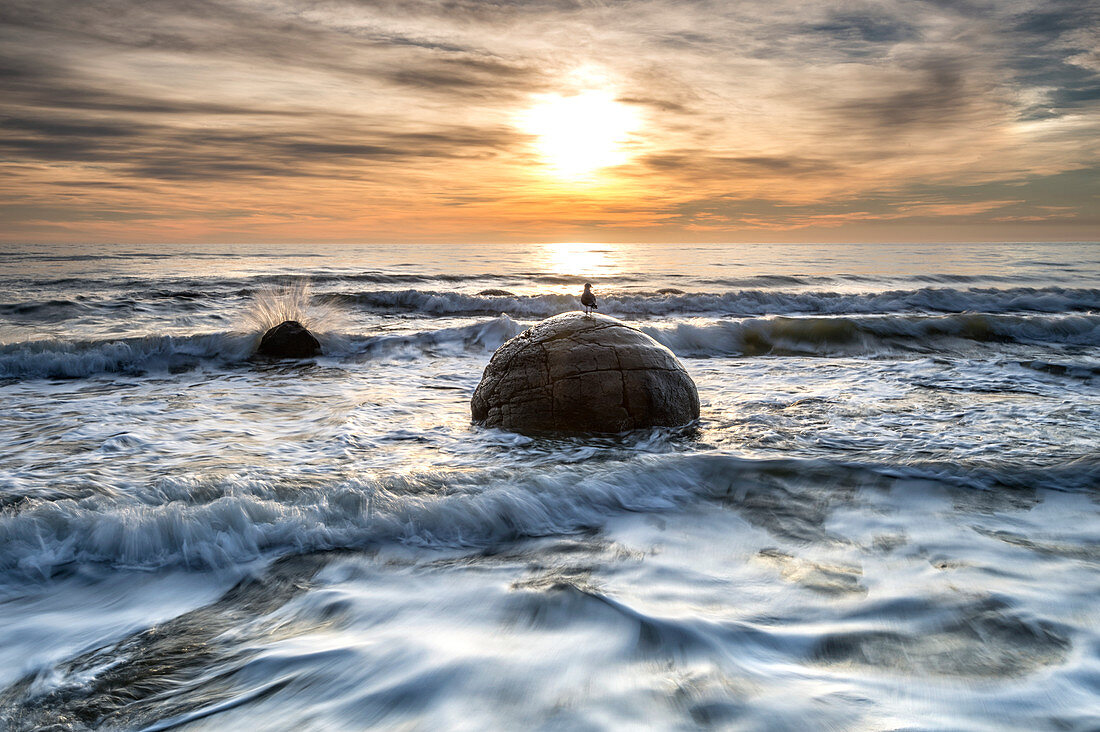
[4,453,1091,586]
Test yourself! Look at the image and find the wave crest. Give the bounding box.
[642,313,1100,357]
[2,312,1097,381]
[326,286,1100,318]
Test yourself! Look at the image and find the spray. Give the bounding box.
[239,281,350,351]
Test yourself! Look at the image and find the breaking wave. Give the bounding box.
[0,333,255,380]
[641,313,1100,357]
[0,317,526,381]
[2,453,1093,586]
[328,286,1100,318]
[3,312,1098,381]
[6,286,1099,323]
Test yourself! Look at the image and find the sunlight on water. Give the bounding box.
[538,242,621,278]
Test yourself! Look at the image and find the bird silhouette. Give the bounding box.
[581,282,598,316]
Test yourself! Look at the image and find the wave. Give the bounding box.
[6,270,630,295]
[0,453,1094,586]
[0,333,255,380]
[697,272,1076,287]
[376,312,1100,359]
[641,313,1100,357]
[5,286,1098,325]
[2,311,1098,380]
[0,289,233,319]
[11,267,1090,297]
[349,314,525,359]
[0,299,91,320]
[326,286,1100,318]
[1017,359,1100,379]
[0,317,526,381]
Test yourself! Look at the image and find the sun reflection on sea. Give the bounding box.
[538,242,622,279]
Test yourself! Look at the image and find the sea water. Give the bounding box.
[0,241,1098,730]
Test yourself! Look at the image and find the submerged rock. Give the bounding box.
[471,312,699,434]
[257,320,321,358]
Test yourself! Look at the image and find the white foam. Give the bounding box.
[2,454,1091,587]
[0,332,254,380]
[0,455,718,582]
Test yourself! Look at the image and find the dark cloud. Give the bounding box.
[47,181,144,190]
[0,116,145,139]
[124,158,296,181]
[834,59,978,130]
[1003,3,1100,118]
[0,51,308,116]
[382,56,539,96]
[810,12,917,44]
[1012,5,1095,36]
[639,152,838,179]
[616,96,691,114]
[0,101,519,180]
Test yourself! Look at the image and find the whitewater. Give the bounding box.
[1,241,1098,731]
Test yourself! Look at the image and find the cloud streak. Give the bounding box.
[0,0,1096,242]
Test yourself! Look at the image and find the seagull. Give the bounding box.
[581,282,598,316]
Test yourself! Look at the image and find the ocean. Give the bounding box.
[1,241,1098,730]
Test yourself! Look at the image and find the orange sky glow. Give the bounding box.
[1,0,1097,244]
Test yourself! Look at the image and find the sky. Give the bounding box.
[0,0,1097,244]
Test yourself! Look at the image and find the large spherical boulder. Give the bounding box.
[257,320,321,358]
[471,312,699,434]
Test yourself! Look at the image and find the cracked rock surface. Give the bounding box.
[471,312,700,434]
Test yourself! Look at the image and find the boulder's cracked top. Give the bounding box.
[471,312,700,434]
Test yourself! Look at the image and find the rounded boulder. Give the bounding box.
[471,312,699,434]
[257,320,321,358]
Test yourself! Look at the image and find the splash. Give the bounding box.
[239,281,349,347]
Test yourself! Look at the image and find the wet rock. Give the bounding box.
[257,320,321,358]
[478,288,516,296]
[471,312,699,434]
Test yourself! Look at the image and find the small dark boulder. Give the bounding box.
[471,312,699,434]
[478,289,516,296]
[257,320,321,358]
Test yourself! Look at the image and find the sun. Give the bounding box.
[519,89,641,180]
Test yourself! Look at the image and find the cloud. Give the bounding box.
[637,152,839,183]
[382,55,541,97]
[0,106,520,181]
[809,10,918,45]
[0,0,1096,242]
[664,164,1100,232]
[830,59,978,130]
